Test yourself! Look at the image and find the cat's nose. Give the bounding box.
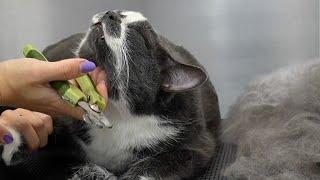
[104,11,122,23]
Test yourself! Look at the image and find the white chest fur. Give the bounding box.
[82,100,178,171]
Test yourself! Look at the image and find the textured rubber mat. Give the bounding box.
[197,144,238,180]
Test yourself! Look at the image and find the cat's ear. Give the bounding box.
[157,36,208,92]
[160,58,208,92]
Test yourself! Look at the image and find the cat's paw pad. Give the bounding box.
[71,164,117,180]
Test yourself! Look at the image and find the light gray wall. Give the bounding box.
[0,0,319,116]
[143,0,319,116]
[0,0,143,60]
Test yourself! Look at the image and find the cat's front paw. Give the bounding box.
[71,163,117,180]
[0,127,28,166]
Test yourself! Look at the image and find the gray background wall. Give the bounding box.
[0,0,319,116]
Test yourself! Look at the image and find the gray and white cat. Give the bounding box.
[0,10,220,180]
[1,9,318,180]
[222,60,320,179]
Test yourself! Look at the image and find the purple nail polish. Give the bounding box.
[80,60,96,73]
[3,134,13,144]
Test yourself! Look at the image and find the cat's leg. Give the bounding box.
[0,127,26,179]
[70,163,117,180]
[0,127,29,166]
[119,150,211,180]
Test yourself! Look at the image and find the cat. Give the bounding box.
[0,10,221,180]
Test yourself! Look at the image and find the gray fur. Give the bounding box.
[221,60,320,179]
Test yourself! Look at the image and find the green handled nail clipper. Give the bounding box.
[23,44,112,128]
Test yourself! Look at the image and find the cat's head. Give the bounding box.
[77,10,207,114]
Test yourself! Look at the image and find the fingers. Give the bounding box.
[51,98,85,120]
[14,108,51,150]
[1,109,39,151]
[96,81,108,100]
[68,67,108,104]
[96,69,108,99]
[15,109,52,148]
[33,58,96,82]
[68,79,79,87]
[90,67,108,100]
[33,112,53,134]
[89,69,99,83]
[0,109,53,151]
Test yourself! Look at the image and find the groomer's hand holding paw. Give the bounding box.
[0,108,53,165]
[0,108,53,150]
[0,58,97,120]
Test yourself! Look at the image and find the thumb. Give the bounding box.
[51,98,85,120]
[37,58,96,82]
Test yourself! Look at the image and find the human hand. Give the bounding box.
[89,67,108,100]
[0,58,99,120]
[68,66,108,100]
[0,108,53,151]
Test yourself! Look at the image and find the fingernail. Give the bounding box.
[80,60,96,73]
[3,134,13,144]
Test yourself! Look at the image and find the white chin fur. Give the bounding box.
[2,127,22,165]
[82,99,178,171]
